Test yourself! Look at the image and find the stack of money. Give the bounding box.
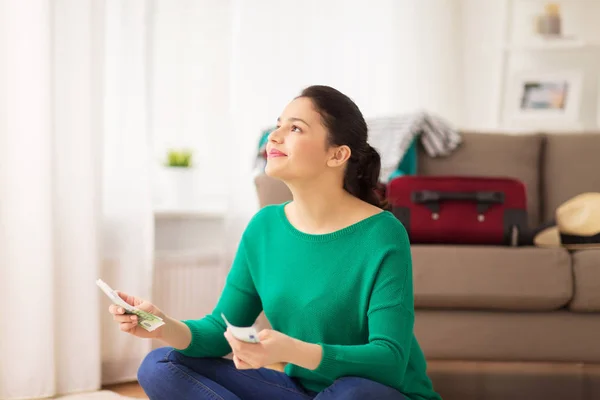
[96,279,165,332]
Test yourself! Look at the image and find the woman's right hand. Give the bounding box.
[108,292,166,339]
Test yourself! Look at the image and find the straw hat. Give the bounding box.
[534,192,600,249]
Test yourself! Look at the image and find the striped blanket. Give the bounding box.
[367,112,462,182]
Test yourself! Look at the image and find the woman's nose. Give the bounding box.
[268,127,283,143]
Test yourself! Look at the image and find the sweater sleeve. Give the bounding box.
[312,237,414,387]
[176,237,263,357]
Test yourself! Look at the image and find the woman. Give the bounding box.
[109,85,441,400]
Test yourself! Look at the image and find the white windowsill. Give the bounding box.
[154,208,226,219]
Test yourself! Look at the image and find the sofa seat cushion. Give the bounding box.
[415,310,600,363]
[411,245,572,311]
[569,250,600,312]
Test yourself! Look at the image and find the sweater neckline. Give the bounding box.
[277,201,388,242]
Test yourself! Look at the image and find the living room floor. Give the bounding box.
[104,382,146,398]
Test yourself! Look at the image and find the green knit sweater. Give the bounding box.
[178,203,441,400]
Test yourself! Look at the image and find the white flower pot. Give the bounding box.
[154,166,198,211]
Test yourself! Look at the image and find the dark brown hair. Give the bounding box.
[298,85,385,208]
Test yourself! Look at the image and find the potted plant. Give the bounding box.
[154,148,198,211]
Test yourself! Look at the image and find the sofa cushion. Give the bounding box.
[254,174,292,208]
[415,310,600,363]
[542,133,600,222]
[411,245,572,311]
[418,132,544,227]
[569,249,600,312]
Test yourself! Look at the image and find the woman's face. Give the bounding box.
[265,97,337,182]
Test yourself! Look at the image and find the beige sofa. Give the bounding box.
[254,132,600,400]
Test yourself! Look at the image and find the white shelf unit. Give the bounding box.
[497,0,600,131]
[504,38,600,52]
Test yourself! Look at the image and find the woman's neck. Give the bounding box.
[285,178,354,234]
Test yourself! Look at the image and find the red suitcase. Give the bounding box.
[387,176,528,246]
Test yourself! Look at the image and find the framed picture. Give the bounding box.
[504,69,583,129]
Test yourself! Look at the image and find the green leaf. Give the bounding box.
[165,148,193,168]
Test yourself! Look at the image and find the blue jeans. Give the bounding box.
[138,347,407,400]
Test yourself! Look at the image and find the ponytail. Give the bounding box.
[343,145,386,208]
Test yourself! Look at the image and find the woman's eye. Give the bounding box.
[291,125,302,133]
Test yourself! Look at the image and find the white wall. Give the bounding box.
[403,0,464,124]
[459,0,508,130]
[150,0,232,207]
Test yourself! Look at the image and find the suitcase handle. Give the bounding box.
[411,190,505,218]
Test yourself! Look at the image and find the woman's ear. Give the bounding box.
[327,145,351,167]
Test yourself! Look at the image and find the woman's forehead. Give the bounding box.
[280,97,320,125]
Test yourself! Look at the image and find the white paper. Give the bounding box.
[221,313,260,343]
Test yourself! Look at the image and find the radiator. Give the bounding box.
[152,250,225,323]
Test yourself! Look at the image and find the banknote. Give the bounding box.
[96,278,165,332]
[221,313,260,343]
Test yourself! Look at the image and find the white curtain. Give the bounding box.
[225,0,463,251]
[0,0,102,397]
[100,0,154,386]
[0,0,153,398]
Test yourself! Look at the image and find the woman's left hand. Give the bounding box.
[224,328,293,370]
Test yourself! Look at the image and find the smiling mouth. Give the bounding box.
[268,150,287,158]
